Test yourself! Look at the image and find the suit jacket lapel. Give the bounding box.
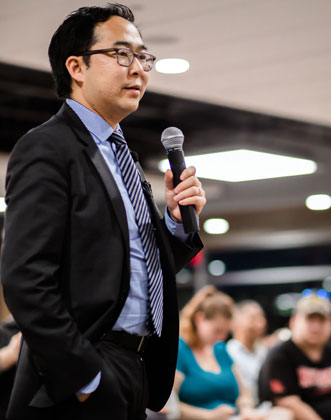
[83,141,130,251]
[55,104,130,253]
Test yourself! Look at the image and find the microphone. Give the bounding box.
[161,127,199,234]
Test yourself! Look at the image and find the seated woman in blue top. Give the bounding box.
[174,286,265,420]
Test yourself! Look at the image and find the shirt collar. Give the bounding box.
[66,98,123,143]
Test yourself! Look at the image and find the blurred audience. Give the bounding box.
[0,316,21,419]
[146,410,168,420]
[227,300,268,405]
[146,390,180,420]
[262,327,292,350]
[174,286,291,420]
[258,295,331,420]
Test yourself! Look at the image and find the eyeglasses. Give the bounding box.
[78,47,156,72]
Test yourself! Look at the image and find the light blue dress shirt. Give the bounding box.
[66,99,189,395]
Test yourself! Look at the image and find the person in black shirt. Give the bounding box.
[258,295,331,420]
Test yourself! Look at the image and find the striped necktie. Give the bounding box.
[109,130,163,336]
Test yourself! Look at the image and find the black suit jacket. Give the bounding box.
[0,319,19,419]
[0,104,203,418]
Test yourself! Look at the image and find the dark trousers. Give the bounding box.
[14,339,149,420]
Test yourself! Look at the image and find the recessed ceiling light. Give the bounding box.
[203,218,229,235]
[208,260,226,276]
[155,58,190,74]
[158,149,317,182]
[305,194,331,211]
[0,197,6,213]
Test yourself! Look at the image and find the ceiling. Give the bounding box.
[2,0,331,125]
[1,0,331,286]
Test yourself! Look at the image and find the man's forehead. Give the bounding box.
[95,16,144,47]
[238,304,263,315]
[296,312,328,323]
[112,40,147,50]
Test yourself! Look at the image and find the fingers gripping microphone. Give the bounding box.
[161,127,199,234]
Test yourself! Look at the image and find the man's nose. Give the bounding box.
[130,56,144,74]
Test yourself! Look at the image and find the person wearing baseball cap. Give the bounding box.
[258,295,331,420]
[295,295,330,318]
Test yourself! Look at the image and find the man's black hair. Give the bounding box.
[48,3,135,98]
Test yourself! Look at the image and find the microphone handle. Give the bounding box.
[167,149,199,234]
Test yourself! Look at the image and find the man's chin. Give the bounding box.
[114,99,140,122]
[122,102,140,117]
[305,338,325,347]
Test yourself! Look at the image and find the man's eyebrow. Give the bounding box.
[113,41,148,51]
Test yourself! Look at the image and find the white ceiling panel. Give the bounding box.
[1,0,331,125]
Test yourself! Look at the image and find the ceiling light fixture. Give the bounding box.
[155,58,190,74]
[208,260,226,276]
[203,218,229,235]
[158,149,317,182]
[305,194,331,211]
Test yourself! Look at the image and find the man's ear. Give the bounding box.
[65,56,86,84]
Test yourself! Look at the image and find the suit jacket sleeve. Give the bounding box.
[1,131,103,403]
[166,226,203,273]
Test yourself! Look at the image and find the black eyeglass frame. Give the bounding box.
[77,47,156,72]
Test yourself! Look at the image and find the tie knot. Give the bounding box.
[109,130,126,147]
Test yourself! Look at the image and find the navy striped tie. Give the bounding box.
[109,130,163,336]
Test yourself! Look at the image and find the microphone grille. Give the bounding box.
[161,127,184,151]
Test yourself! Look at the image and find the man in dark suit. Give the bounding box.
[0,4,205,420]
[0,317,20,419]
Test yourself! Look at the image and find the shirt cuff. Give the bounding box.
[76,372,101,396]
[165,207,190,242]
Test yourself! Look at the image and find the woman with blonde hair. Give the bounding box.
[174,286,293,420]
